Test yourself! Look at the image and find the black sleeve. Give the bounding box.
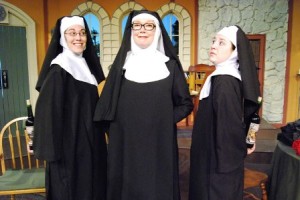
[212,75,247,173]
[170,60,194,123]
[33,65,65,162]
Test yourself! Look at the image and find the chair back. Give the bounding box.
[0,117,45,175]
[187,64,215,93]
[187,64,215,121]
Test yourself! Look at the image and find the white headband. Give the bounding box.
[60,16,85,34]
[217,26,238,47]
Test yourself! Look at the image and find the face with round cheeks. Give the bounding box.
[64,25,87,55]
[209,34,234,65]
[132,19,156,49]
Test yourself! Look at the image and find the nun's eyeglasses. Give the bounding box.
[131,23,156,31]
[64,31,87,37]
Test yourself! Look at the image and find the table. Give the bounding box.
[268,141,300,200]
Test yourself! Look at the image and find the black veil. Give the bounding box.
[36,16,105,91]
[236,26,261,122]
[94,10,184,121]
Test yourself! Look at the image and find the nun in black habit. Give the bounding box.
[94,10,193,200]
[33,16,107,200]
[189,26,261,200]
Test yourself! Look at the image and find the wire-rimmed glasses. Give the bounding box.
[64,31,87,37]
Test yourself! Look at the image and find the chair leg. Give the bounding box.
[243,191,260,200]
[260,182,268,200]
[10,194,16,200]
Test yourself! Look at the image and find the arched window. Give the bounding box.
[122,14,129,36]
[84,13,100,57]
[162,13,179,55]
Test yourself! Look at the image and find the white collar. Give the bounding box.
[123,50,170,83]
[199,50,241,100]
[123,17,170,83]
[51,49,98,86]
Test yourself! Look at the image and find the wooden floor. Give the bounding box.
[178,118,279,151]
[0,119,279,200]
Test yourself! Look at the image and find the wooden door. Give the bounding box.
[0,25,29,129]
[248,34,265,116]
[248,34,265,99]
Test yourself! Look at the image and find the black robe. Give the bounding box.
[33,65,107,200]
[189,75,246,200]
[107,60,193,200]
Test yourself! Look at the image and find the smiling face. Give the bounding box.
[64,25,87,55]
[209,34,234,65]
[132,19,156,49]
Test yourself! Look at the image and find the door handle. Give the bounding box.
[1,70,8,89]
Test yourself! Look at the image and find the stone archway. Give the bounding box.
[72,2,111,75]
[111,2,144,61]
[157,3,191,70]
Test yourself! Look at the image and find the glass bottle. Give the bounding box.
[25,99,34,153]
[246,97,262,148]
